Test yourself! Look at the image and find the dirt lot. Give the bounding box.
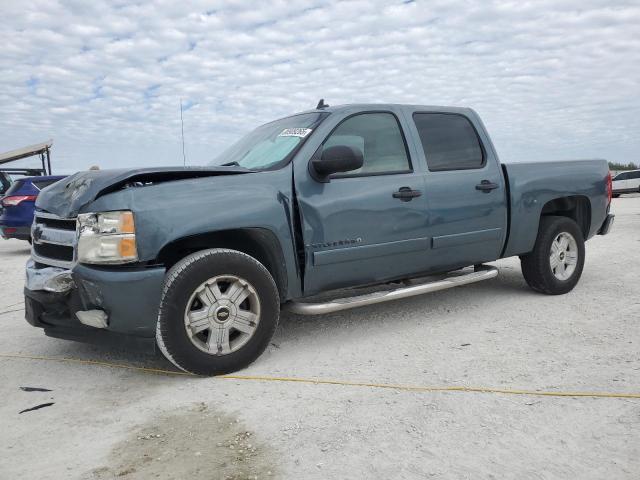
[1,196,639,479]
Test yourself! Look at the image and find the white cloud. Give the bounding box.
[0,0,638,172]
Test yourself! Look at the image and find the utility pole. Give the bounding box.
[180,99,186,166]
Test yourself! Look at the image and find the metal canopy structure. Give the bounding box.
[0,139,52,175]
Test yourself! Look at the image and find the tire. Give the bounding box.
[156,248,280,375]
[520,216,585,295]
[612,194,620,198]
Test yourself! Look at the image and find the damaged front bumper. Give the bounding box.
[24,259,166,351]
[25,262,75,293]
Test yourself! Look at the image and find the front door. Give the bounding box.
[295,111,430,294]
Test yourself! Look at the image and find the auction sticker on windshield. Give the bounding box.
[278,128,312,138]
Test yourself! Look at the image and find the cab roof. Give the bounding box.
[299,103,475,115]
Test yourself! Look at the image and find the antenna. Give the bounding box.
[180,98,186,166]
[316,98,329,109]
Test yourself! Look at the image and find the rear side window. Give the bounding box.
[631,171,640,179]
[413,113,484,171]
[32,179,61,190]
[4,180,24,196]
[0,174,10,195]
[323,112,411,176]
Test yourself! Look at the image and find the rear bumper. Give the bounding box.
[0,225,31,240]
[598,214,615,235]
[24,259,166,349]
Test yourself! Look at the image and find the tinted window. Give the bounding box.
[614,172,629,180]
[631,171,640,179]
[32,179,61,190]
[4,180,24,196]
[413,113,484,171]
[0,173,11,195]
[324,113,410,175]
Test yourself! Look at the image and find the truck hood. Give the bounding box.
[36,166,252,218]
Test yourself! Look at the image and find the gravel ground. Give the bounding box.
[1,195,639,479]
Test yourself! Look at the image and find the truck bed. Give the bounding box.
[501,159,610,257]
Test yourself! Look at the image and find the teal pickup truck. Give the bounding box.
[25,103,614,375]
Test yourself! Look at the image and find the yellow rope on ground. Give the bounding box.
[2,353,639,399]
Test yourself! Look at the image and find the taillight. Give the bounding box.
[606,172,612,204]
[1,195,37,207]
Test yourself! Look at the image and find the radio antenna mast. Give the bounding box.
[180,98,186,166]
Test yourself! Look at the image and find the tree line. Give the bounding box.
[608,162,638,171]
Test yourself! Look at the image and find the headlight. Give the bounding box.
[77,211,138,264]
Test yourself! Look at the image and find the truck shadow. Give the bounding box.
[34,264,533,375]
[275,265,533,344]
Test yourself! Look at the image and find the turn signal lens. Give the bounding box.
[120,211,135,233]
[118,237,137,257]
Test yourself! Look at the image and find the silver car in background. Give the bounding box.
[612,169,640,197]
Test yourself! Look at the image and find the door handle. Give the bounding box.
[475,180,499,192]
[392,186,422,202]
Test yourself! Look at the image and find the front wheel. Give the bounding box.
[520,216,585,295]
[156,249,280,375]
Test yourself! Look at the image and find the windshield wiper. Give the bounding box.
[215,161,257,172]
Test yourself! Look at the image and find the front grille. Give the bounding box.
[33,242,74,262]
[35,215,76,231]
[31,211,77,268]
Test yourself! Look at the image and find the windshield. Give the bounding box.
[209,112,329,170]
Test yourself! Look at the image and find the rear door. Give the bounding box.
[406,111,507,271]
[295,110,431,294]
[630,171,640,191]
[613,172,629,191]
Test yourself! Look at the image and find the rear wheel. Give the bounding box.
[520,216,585,295]
[156,249,279,375]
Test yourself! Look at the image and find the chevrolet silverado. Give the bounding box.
[24,103,614,375]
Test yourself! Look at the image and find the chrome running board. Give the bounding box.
[285,265,498,315]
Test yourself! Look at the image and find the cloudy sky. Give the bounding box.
[1,0,639,173]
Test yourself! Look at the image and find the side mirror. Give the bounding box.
[311,145,364,181]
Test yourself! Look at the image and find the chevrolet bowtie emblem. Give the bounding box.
[32,225,43,242]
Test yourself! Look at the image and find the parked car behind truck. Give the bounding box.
[23,104,614,375]
[612,169,640,197]
[0,175,65,241]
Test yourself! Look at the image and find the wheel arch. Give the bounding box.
[156,228,288,302]
[539,195,591,239]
